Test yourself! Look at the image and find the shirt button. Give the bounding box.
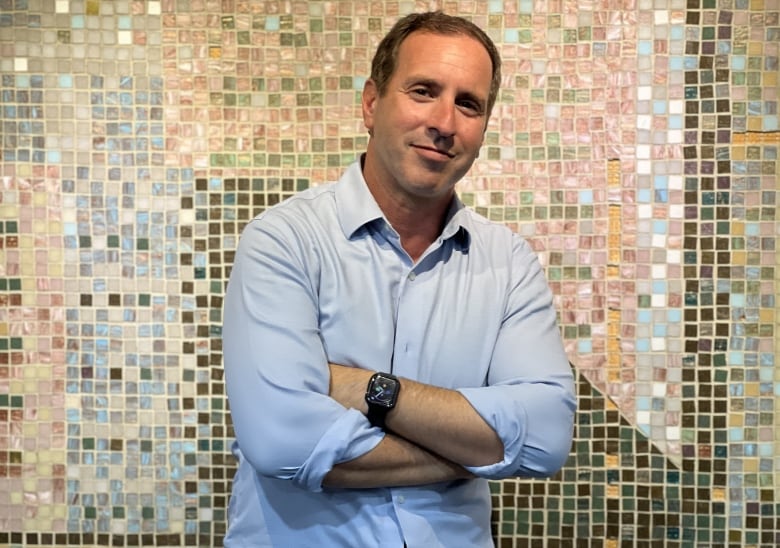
[397,495,405,504]
[407,272,416,281]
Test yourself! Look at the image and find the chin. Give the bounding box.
[407,182,455,200]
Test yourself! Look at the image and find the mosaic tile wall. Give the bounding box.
[0,0,778,545]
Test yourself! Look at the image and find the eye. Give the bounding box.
[457,99,483,116]
[409,86,433,98]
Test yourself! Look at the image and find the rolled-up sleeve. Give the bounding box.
[458,236,576,480]
[223,215,383,492]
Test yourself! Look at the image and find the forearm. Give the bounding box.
[385,380,504,467]
[329,364,504,468]
[323,430,472,488]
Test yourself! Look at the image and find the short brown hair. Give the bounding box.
[370,11,502,117]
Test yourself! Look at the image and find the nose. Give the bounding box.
[428,99,456,138]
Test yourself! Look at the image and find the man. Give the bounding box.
[223,11,576,547]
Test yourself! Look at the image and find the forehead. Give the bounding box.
[393,31,492,92]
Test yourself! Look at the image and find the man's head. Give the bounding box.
[369,11,502,118]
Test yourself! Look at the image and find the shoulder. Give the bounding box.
[241,182,338,236]
[459,208,532,256]
[455,209,546,290]
[259,182,337,221]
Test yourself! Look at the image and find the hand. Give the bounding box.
[328,364,373,413]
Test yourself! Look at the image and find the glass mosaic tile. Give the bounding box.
[0,0,778,545]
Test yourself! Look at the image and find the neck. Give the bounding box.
[364,180,452,263]
[387,203,449,262]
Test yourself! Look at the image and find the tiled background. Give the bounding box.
[0,0,778,546]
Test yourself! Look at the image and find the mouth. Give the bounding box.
[412,145,455,160]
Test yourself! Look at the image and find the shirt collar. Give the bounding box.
[335,157,471,249]
[335,159,385,239]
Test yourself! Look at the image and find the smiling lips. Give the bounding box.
[412,144,455,159]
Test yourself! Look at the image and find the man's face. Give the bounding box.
[362,31,492,205]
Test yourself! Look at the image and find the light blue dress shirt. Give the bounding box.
[222,159,576,547]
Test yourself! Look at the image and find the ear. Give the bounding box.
[362,79,379,134]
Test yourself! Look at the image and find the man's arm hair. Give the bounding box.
[323,429,472,488]
[327,363,504,484]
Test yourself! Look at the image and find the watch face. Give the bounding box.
[367,376,398,407]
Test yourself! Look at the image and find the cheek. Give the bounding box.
[390,100,428,127]
[464,126,487,149]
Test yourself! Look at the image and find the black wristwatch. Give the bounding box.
[365,372,400,429]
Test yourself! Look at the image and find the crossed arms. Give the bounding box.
[323,364,504,488]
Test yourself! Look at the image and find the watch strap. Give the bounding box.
[366,404,389,429]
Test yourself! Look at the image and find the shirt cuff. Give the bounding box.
[457,385,528,479]
[292,408,384,492]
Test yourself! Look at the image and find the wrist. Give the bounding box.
[364,372,400,429]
